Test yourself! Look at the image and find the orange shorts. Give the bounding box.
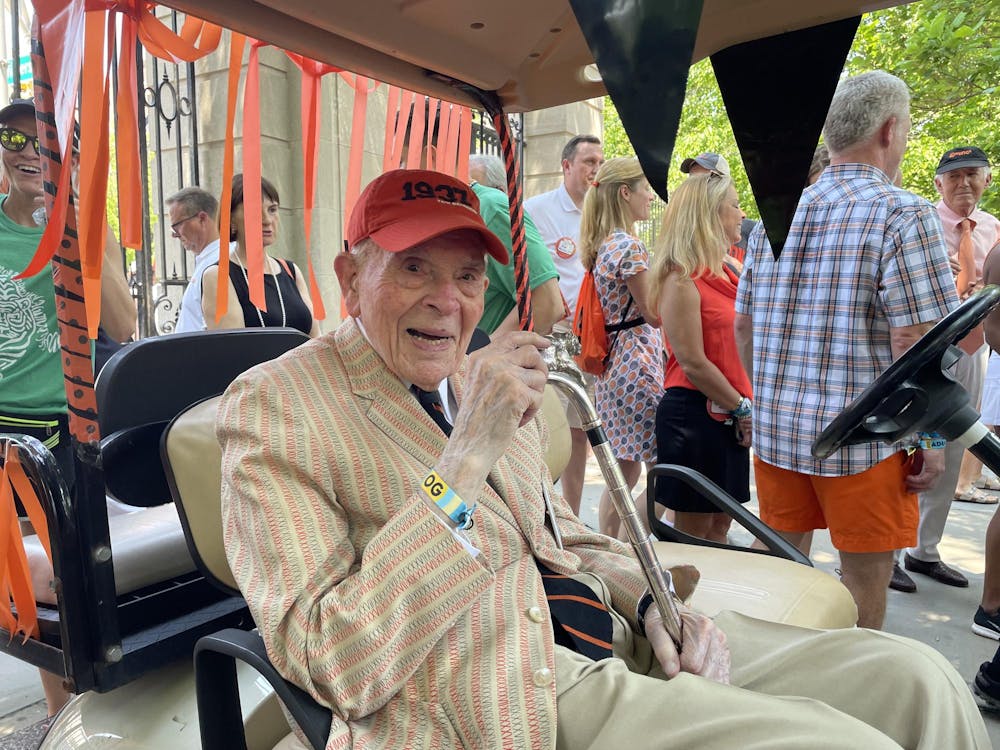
[753,452,918,553]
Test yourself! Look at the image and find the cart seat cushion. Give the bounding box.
[162,396,236,594]
[24,503,196,605]
[654,541,858,629]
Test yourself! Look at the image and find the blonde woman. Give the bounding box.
[651,173,751,543]
[202,173,319,337]
[579,157,663,538]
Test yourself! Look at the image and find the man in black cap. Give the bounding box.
[896,146,1000,596]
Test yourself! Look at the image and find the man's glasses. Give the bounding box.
[170,213,200,234]
[0,127,40,154]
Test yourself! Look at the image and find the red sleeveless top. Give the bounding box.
[663,265,752,399]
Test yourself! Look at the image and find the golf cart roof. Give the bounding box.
[160,0,902,112]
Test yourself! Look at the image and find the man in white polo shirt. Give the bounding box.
[166,186,228,333]
[525,134,604,515]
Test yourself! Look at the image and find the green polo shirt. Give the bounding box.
[473,182,559,333]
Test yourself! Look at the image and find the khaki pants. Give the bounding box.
[555,609,989,750]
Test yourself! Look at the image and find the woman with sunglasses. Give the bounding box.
[201,173,319,337]
[651,172,751,544]
[0,98,136,716]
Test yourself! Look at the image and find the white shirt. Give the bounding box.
[174,239,228,333]
[524,183,585,319]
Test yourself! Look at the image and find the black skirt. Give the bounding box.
[654,387,750,513]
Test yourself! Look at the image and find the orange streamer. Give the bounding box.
[242,42,265,311]
[0,443,51,642]
[287,52,343,322]
[382,86,400,172]
[29,1,222,336]
[405,97,425,170]
[342,75,377,239]
[215,32,246,323]
[456,108,472,182]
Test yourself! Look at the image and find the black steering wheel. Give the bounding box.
[812,286,1000,460]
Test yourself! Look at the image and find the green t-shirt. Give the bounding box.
[473,182,560,333]
[0,196,64,416]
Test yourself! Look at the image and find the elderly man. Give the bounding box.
[735,71,958,630]
[467,153,563,336]
[166,186,226,333]
[525,135,603,514]
[895,147,1000,593]
[220,167,986,750]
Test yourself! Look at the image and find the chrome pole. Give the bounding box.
[544,332,683,648]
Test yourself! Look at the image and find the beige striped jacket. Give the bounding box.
[219,318,649,749]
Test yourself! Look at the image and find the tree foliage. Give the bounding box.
[603,0,1000,217]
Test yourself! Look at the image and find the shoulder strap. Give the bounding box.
[275,257,294,278]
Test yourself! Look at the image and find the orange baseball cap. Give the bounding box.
[346,169,508,264]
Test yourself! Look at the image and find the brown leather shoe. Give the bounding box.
[903,553,969,587]
[889,562,916,593]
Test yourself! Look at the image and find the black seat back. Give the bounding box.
[95,328,311,506]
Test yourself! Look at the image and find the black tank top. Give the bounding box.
[222,257,313,335]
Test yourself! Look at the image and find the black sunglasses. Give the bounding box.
[0,126,40,154]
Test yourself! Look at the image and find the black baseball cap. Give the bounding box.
[936,146,990,175]
[0,98,35,125]
[0,97,80,151]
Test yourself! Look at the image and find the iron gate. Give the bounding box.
[132,9,202,337]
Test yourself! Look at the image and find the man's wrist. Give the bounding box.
[421,470,476,530]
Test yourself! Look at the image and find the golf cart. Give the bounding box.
[0,0,940,747]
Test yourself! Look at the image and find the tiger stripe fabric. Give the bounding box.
[219,317,648,749]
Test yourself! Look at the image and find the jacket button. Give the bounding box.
[533,667,553,687]
[527,606,545,623]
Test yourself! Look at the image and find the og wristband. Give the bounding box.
[422,470,477,530]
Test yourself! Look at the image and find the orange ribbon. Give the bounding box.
[214,32,246,324]
[0,443,52,643]
[30,1,221,337]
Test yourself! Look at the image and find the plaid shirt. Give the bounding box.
[735,163,958,476]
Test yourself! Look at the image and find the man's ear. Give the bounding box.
[561,158,571,174]
[933,175,945,197]
[878,116,896,149]
[986,171,994,189]
[333,252,362,317]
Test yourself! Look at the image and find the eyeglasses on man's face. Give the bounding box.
[170,213,201,235]
[0,126,40,154]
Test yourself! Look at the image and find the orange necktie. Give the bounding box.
[956,218,985,355]
[956,218,976,298]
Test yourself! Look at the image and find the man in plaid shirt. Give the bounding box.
[734,71,959,629]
